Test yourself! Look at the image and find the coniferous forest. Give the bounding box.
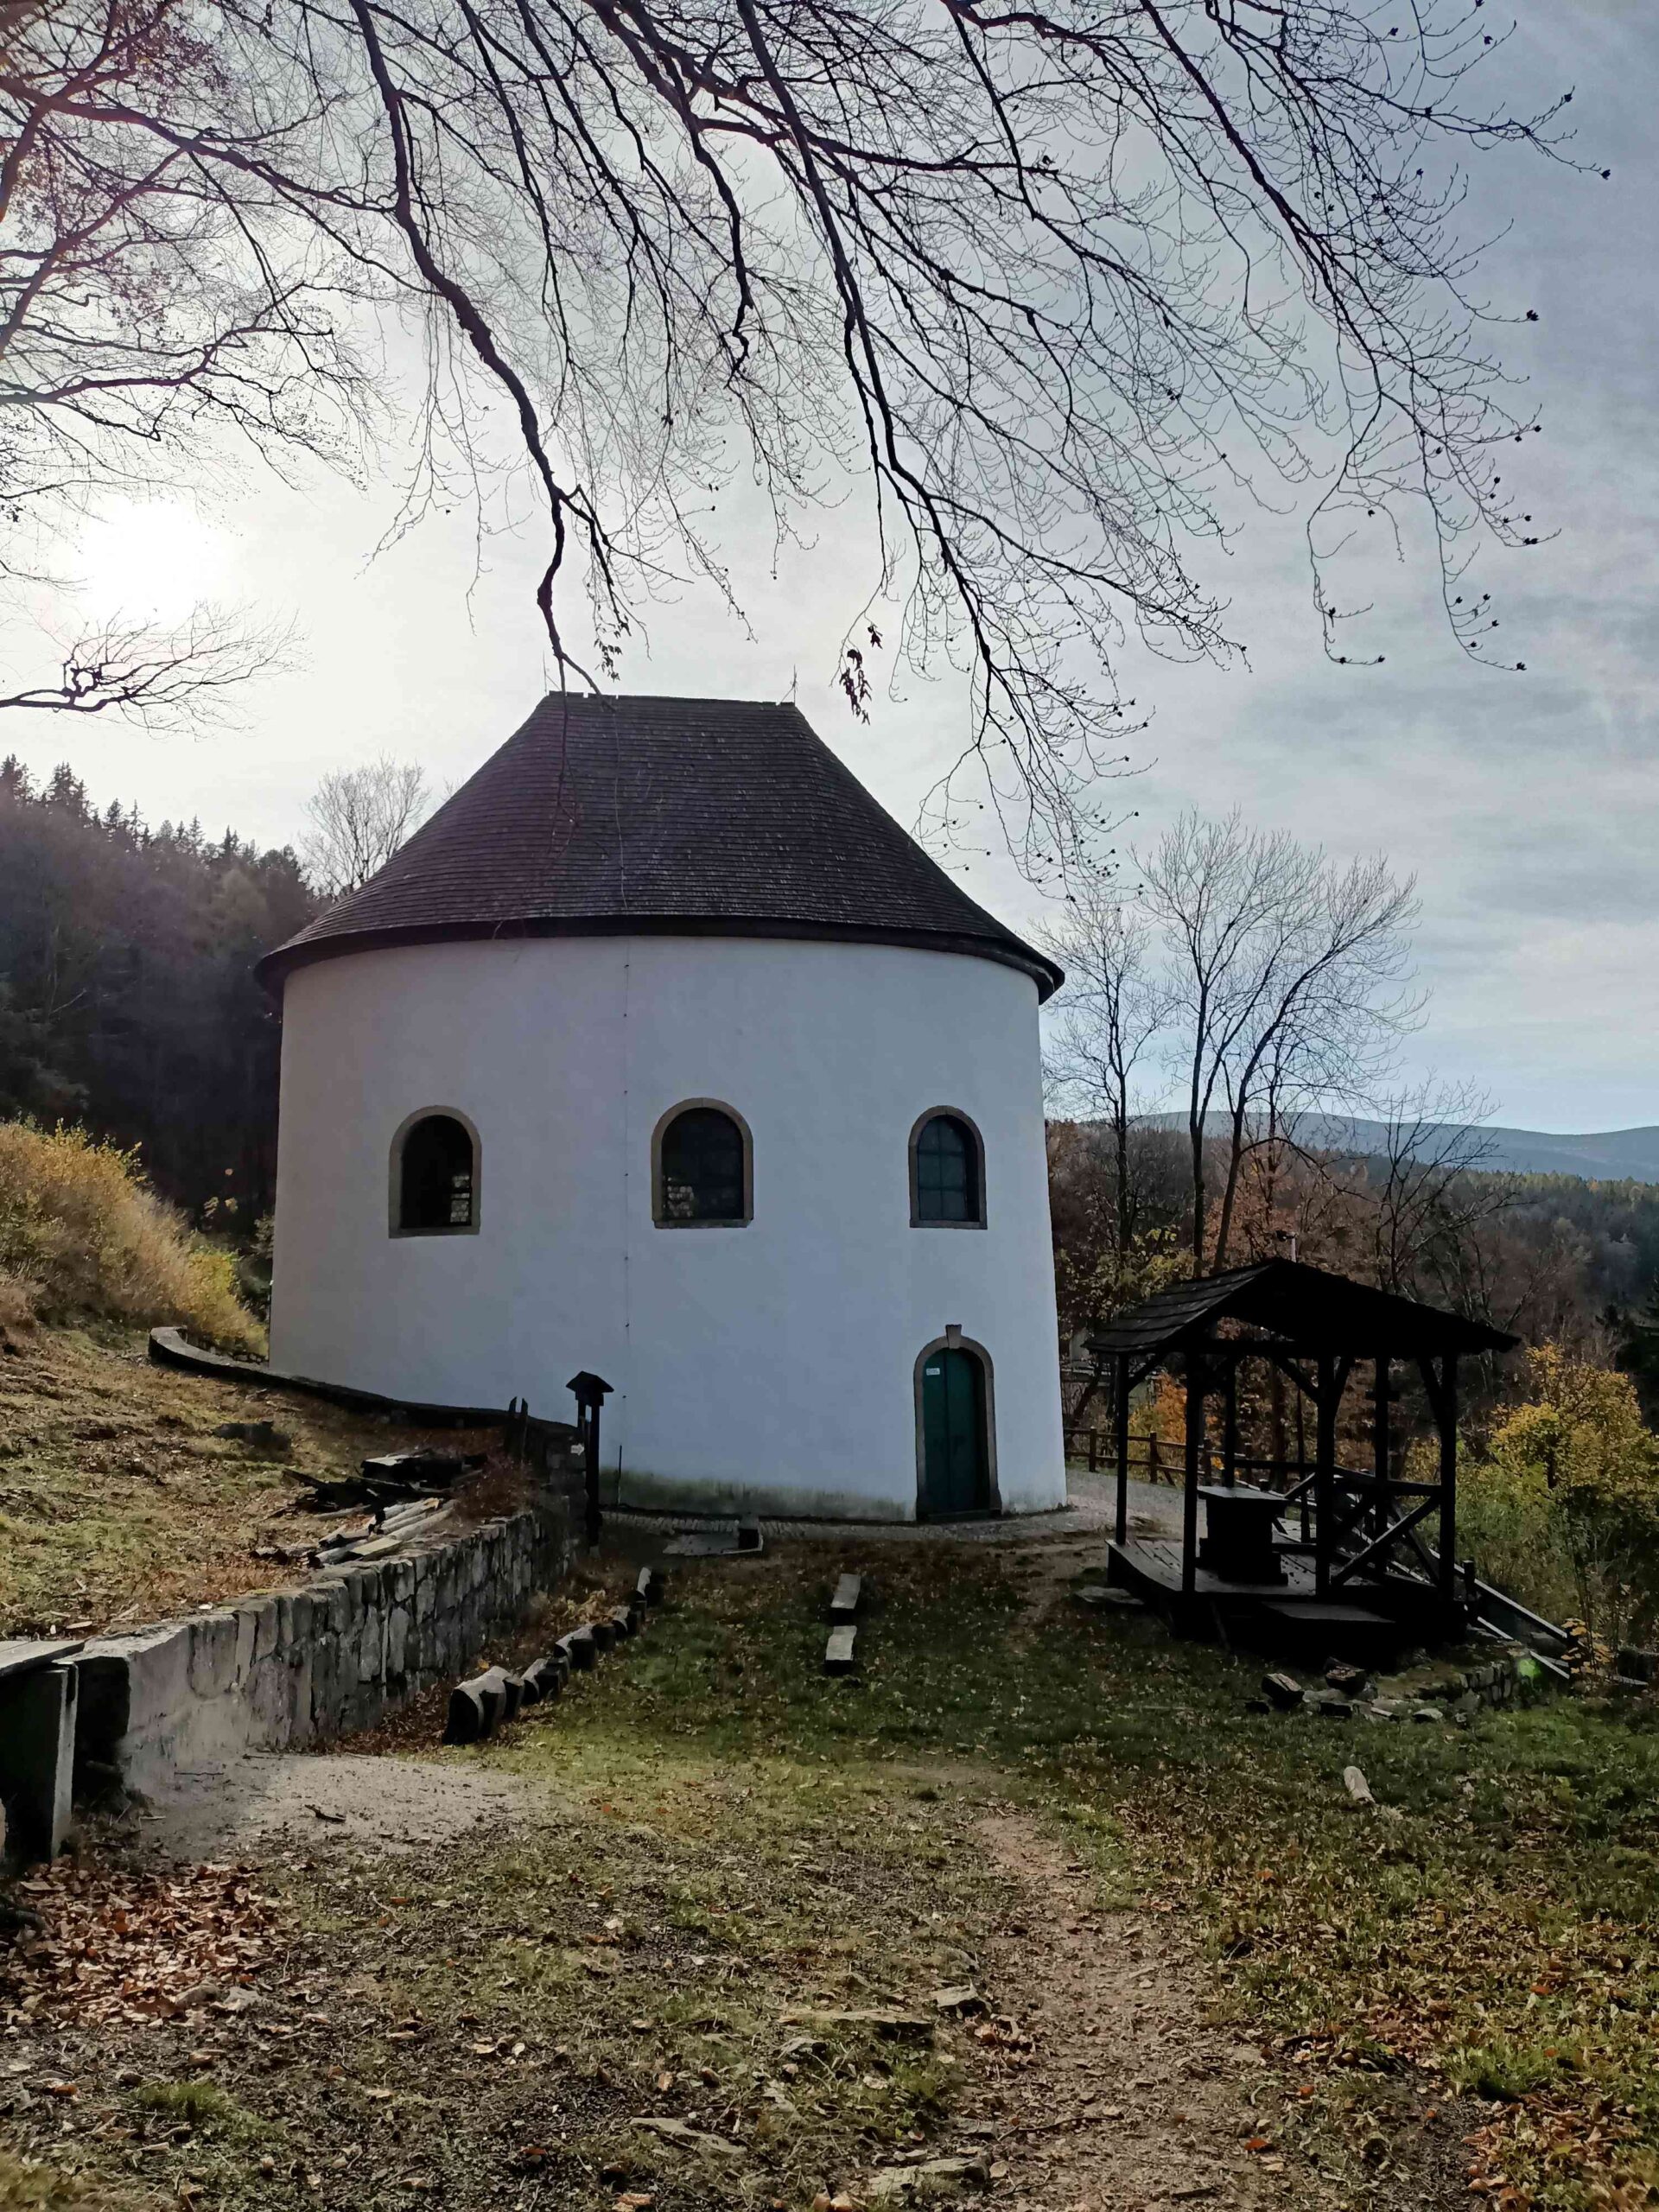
[0,759,318,1221]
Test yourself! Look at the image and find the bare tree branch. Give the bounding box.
[0,0,1567,852]
[0,603,294,726]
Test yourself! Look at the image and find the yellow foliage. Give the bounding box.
[1463,1344,1659,1646]
[0,1121,262,1353]
[1486,1345,1659,1510]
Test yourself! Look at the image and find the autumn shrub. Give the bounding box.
[0,1120,262,1353]
[1461,1344,1659,1647]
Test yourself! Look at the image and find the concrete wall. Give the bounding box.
[269,933,1065,1520]
[76,1502,573,1801]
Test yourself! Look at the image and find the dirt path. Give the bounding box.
[974,1813,1326,2212]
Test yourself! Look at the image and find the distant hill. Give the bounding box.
[1136,1115,1659,1185]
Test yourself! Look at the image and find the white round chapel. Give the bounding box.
[260,695,1066,1521]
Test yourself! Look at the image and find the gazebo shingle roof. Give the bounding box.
[258,693,1061,998]
[1084,1257,1516,1363]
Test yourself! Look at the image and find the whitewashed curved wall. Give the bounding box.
[269,936,1065,1520]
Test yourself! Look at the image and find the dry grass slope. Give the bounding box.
[0,1321,495,1637]
[0,1122,259,1354]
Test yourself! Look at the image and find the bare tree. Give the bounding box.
[302,755,432,897]
[1,0,1566,854]
[1136,811,1419,1270]
[1353,1082,1510,1300]
[1043,885,1173,1297]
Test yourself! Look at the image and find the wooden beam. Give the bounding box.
[1261,1348,1319,1402]
[1113,1351,1131,1546]
[1332,1497,1440,1587]
[1221,1349,1240,1489]
[1181,1350,1205,1599]
[1314,1352,1338,1598]
[1438,1354,1459,1604]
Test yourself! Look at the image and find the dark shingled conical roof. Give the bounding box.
[259,693,1062,997]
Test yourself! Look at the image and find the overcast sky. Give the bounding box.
[7,3,1654,1135]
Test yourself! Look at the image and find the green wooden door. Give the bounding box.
[921,1348,988,1516]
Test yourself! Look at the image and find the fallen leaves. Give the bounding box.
[2,1861,277,2028]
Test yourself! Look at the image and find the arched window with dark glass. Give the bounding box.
[393,1112,478,1234]
[655,1103,751,1226]
[911,1110,984,1227]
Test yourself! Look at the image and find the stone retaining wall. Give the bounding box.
[75,1492,578,1802]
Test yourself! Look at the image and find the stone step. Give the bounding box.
[830,1573,863,1624]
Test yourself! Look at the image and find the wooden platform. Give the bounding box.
[1105,1537,1463,1660]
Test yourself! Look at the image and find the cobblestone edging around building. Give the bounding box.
[74,1492,579,1802]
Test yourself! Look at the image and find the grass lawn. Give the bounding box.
[2,1538,1655,2212]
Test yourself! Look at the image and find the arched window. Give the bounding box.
[392,1112,479,1235]
[911,1111,984,1227]
[654,1103,751,1226]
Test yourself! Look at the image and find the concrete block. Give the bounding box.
[444,1680,491,1744]
[314,1580,350,1637]
[289,1643,316,1745]
[830,1573,862,1623]
[246,1601,283,1663]
[188,1612,239,1700]
[474,1667,511,1730]
[232,1603,264,1682]
[86,1624,192,1734]
[289,1646,327,1740]
[824,1625,857,1675]
[1,1662,78,1859]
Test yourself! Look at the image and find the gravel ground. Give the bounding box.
[129,1751,556,1861]
[605,1470,1186,1546]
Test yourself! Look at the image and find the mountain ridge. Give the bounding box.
[1132,1115,1659,1186]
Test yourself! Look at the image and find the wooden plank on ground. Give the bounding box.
[0,1640,82,1684]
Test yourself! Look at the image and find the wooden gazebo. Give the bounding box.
[1084,1260,1516,1650]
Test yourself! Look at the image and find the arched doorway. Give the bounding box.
[917,1337,995,1517]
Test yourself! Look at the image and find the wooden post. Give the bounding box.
[1181,1349,1205,1598]
[1314,1353,1336,1598]
[1372,1352,1390,1545]
[584,1401,602,1546]
[1222,1351,1239,1489]
[1438,1354,1459,1605]
[1113,1351,1131,1544]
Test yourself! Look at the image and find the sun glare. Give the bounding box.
[73,502,236,624]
